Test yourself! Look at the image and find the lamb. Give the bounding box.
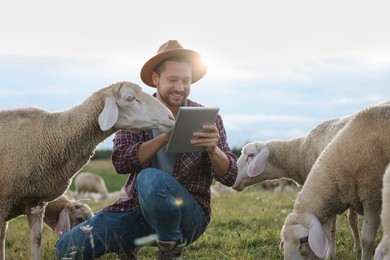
[232,115,360,254]
[1,195,93,259]
[0,81,174,260]
[280,104,390,260]
[75,172,109,201]
[374,163,390,260]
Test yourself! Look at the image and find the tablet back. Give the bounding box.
[165,107,220,153]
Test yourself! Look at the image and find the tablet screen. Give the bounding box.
[165,107,220,153]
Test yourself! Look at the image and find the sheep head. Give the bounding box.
[232,141,271,191]
[54,200,93,237]
[98,81,175,132]
[280,212,329,260]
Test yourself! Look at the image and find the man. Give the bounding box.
[55,40,237,260]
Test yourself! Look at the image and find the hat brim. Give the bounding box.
[140,49,207,87]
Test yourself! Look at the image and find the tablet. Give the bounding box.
[165,107,220,153]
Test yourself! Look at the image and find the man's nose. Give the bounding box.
[173,82,184,91]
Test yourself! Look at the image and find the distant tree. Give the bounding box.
[231,147,242,157]
[92,149,112,160]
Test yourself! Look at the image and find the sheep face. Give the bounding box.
[54,201,93,236]
[98,82,175,132]
[233,141,270,191]
[71,201,94,226]
[281,213,329,260]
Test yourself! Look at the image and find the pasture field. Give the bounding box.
[5,160,383,259]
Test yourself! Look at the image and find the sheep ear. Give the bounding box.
[98,97,119,131]
[247,146,270,177]
[308,217,328,258]
[55,208,71,237]
[279,240,284,250]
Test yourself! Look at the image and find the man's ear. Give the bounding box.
[152,71,159,86]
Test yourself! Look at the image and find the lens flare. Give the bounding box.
[174,197,184,206]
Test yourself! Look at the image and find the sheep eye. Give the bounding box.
[247,153,255,159]
[126,96,141,103]
[300,236,308,244]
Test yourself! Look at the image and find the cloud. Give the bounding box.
[332,96,386,105]
[206,55,390,87]
[223,113,317,131]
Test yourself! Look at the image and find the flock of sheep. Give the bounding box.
[0,80,389,260]
[235,100,390,259]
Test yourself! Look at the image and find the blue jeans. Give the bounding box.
[55,168,206,259]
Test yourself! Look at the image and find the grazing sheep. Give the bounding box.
[66,187,127,203]
[232,115,359,254]
[374,163,390,260]
[75,172,109,200]
[233,116,351,191]
[0,81,174,260]
[0,195,93,259]
[233,100,390,191]
[280,104,390,260]
[43,195,94,236]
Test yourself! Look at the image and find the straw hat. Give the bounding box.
[140,40,207,87]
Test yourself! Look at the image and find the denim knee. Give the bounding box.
[136,168,168,197]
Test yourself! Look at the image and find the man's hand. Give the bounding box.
[190,124,220,153]
[160,129,173,144]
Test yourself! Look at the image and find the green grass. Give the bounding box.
[5,160,384,259]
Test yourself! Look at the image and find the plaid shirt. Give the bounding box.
[102,99,237,226]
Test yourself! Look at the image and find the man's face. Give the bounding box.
[153,60,192,111]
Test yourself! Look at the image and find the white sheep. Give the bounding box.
[233,116,351,191]
[280,104,390,260]
[42,195,93,237]
[66,186,127,203]
[75,172,109,200]
[0,194,93,259]
[374,163,390,260]
[0,81,174,260]
[232,115,360,254]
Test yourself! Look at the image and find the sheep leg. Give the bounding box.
[0,221,8,260]
[325,216,337,259]
[326,218,337,259]
[360,209,381,260]
[348,209,362,253]
[26,201,46,260]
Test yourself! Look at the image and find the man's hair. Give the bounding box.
[154,56,192,76]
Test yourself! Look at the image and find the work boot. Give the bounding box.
[116,247,139,260]
[156,238,187,260]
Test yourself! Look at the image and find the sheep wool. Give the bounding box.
[234,115,351,190]
[1,195,93,258]
[281,104,390,260]
[233,114,359,254]
[0,81,174,260]
[374,163,390,260]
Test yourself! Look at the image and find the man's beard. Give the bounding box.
[156,85,187,107]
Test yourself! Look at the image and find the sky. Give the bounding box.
[1,0,389,150]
